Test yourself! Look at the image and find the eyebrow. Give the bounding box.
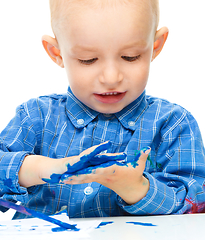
[71,45,98,52]
[122,40,148,49]
[71,40,147,52]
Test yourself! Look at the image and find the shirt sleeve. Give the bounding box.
[117,109,205,215]
[0,101,40,206]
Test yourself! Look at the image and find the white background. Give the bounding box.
[0,0,205,220]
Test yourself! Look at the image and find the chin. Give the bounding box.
[95,105,125,114]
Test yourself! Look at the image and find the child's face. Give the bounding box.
[55,2,156,114]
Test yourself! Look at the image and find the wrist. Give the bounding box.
[120,176,150,205]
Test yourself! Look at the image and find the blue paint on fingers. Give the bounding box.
[43,142,151,184]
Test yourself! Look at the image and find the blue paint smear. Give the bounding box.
[52,227,69,232]
[43,142,151,184]
[0,199,79,231]
[52,224,80,232]
[96,221,114,229]
[126,221,157,227]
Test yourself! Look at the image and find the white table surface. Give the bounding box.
[0,213,204,240]
[73,214,204,240]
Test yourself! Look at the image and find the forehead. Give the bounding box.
[50,0,158,11]
[53,1,156,54]
[50,0,158,33]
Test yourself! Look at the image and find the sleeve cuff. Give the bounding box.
[117,173,176,215]
[0,151,32,201]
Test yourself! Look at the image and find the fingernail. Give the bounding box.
[142,146,151,155]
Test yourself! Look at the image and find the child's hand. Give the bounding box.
[19,141,150,205]
[19,142,126,188]
[61,144,151,205]
[42,141,127,184]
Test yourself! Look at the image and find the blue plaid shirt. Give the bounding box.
[0,87,205,219]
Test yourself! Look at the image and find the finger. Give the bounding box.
[62,175,88,185]
[61,161,118,184]
[66,141,121,175]
[136,147,151,166]
[61,160,115,182]
[62,166,118,185]
[65,142,111,174]
[89,152,127,165]
[80,141,111,160]
[128,147,151,168]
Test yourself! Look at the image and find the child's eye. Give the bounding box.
[121,55,141,62]
[78,58,98,65]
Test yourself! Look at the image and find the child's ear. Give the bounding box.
[152,27,169,61]
[42,35,64,68]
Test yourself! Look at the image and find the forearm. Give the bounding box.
[18,155,47,188]
[18,155,68,188]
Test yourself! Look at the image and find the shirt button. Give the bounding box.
[77,119,85,125]
[128,121,135,127]
[84,186,93,195]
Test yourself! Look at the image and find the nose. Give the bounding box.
[99,62,123,86]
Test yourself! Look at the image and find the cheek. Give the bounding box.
[64,61,86,87]
[64,58,96,84]
[140,62,151,81]
[129,61,150,85]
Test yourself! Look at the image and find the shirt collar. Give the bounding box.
[66,87,99,128]
[115,91,147,130]
[66,87,147,130]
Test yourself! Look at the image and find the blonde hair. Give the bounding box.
[49,0,159,35]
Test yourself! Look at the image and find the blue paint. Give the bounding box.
[64,141,126,174]
[43,142,151,184]
[96,221,114,228]
[126,221,157,227]
[0,199,79,231]
[131,146,151,168]
[60,158,127,182]
[43,173,62,184]
[52,227,68,232]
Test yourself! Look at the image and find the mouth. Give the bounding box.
[94,91,126,104]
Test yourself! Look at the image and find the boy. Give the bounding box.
[0,0,205,219]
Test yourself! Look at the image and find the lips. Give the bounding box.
[94,91,126,104]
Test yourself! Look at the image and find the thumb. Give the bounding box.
[137,147,151,167]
